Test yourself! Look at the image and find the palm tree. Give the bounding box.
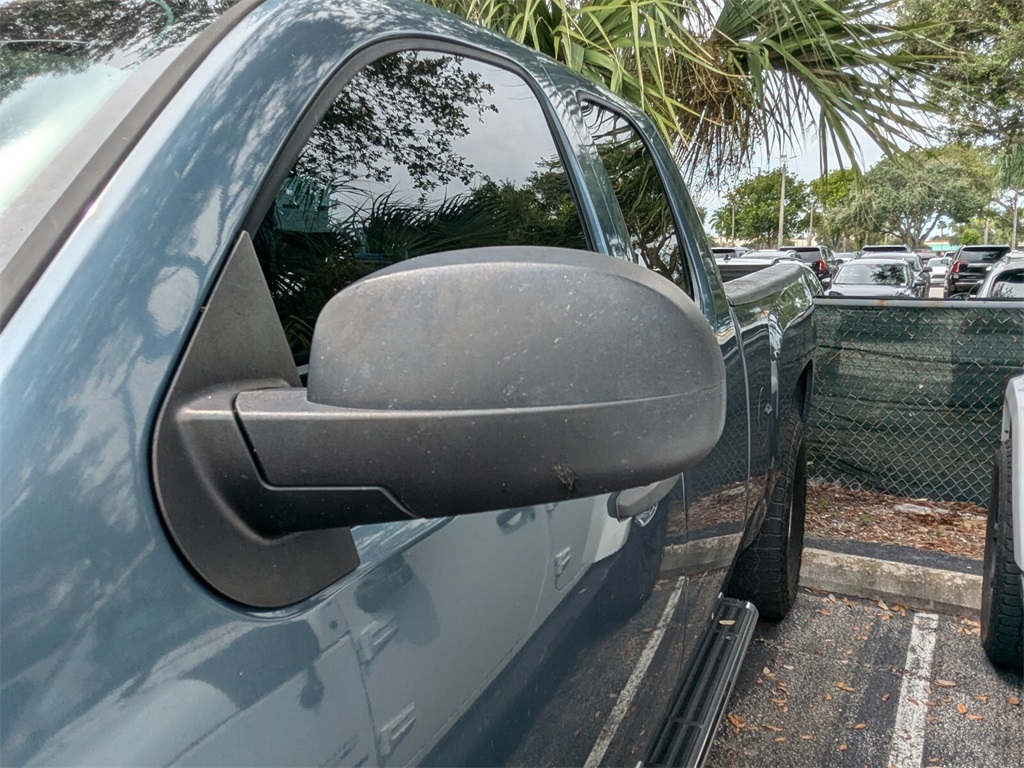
[425,0,947,183]
[996,146,1023,248]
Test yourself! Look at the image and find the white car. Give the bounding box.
[975,252,1024,299]
[981,374,1024,670]
[925,255,951,286]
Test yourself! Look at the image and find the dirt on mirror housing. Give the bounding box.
[805,481,988,561]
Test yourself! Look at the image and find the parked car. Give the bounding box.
[0,1,819,766]
[711,246,750,260]
[860,243,911,255]
[944,244,1015,297]
[925,255,952,286]
[980,374,1024,671]
[974,252,1024,299]
[824,258,928,298]
[834,251,858,266]
[855,250,931,286]
[714,249,806,283]
[779,245,837,287]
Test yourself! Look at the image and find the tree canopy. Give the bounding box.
[808,169,858,246]
[900,0,1023,150]
[829,145,994,247]
[427,0,947,183]
[711,169,808,247]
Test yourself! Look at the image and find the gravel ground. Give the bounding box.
[806,482,987,561]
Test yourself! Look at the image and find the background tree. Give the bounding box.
[808,169,858,246]
[956,227,982,246]
[427,0,946,184]
[712,170,807,247]
[899,0,1023,149]
[830,145,993,247]
[996,146,1023,248]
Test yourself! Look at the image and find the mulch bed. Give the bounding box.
[805,481,988,561]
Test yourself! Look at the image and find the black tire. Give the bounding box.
[727,412,807,620]
[599,500,669,623]
[980,441,1023,671]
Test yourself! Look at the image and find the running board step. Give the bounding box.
[641,597,758,768]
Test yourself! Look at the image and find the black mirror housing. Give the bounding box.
[236,246,726,526]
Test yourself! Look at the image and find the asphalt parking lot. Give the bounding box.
[704,588,1023,768]
[498,538,1022,768]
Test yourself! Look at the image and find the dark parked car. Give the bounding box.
[0,1,818,766]
[860,243,911,255]
[974,252,1024,299]
[714,249,805,282]
[944,244,1015,297]
[825,258,928,298]
[780,245,837,286]
[711,246,750,260]
[858,250,931,285]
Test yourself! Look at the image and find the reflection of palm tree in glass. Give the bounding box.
[583,105,684,285]
[838,264,906,286]
[992,278,1024,299]
[255,50,587,352]
[259,171,585,352]
[872,265,906,286]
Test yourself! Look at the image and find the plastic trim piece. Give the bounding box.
[642,597,759,767]
[151,232,359,609]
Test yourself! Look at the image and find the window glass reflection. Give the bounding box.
[581,101,690,294]
[255,51,587,355]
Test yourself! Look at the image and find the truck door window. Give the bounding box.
[580,101,692,296]
[252,50,588,360]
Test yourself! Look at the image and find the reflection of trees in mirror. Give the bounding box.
[295,53,498,196]
[1,0,240,97]
[258,170,585,353]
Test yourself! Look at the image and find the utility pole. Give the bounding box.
[1013,189,1019,250]
[777,155,789,249]
[808,205,814,246]
[731,202,736,246]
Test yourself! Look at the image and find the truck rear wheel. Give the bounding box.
[980,441,1023,670]
[727,412,806,620]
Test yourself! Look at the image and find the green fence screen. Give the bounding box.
[808,299,1024,505]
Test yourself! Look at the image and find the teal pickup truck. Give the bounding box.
[0,1,818,765]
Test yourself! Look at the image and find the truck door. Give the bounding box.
[577,99,750,667]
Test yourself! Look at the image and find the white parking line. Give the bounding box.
[584,576,686,768]
[888,612,939,768]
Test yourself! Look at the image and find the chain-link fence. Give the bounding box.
[808,299,1024,505]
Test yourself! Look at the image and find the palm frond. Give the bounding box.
[426,0,951,182]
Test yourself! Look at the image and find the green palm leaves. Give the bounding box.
[427,0,945,181]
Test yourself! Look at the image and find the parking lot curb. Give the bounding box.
[800,548,982,616]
